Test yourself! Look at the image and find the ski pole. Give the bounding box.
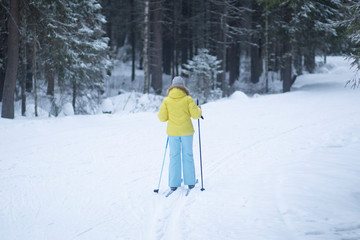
[197,99,205,191]
[154,136,169,193]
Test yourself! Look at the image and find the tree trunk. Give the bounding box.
[304,46,315,73]
[21,31,26,116]
[46,63,55,96]
[143,0,150,93]
[2,0,20,119]
[181,0,189,65]
[72,82,77,113]
[163,36,172,75]
[283,6,292,93]
[173,0,180,78]
[265,7,269,93]
[293,45,302,76]
[130,0,136,81]
[33,31,38,117]
[273,40,281,72]
[151,0,163,94]
[104,0,113,48]
[188,1,193,61]
[26,52,33,92]
[228,42,240,87]
[220,11,227,97]
[216,2,227,96]
[0,63,5,102]
[0,5,6,102]
[250,1,260,84]
[250,44,260,84]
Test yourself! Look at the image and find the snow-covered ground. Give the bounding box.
[1,56,360,240]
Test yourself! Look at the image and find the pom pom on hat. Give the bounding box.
[172,76,185,86]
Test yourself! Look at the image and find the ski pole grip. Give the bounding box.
[197,99,204,120]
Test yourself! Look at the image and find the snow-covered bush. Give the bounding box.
[101,99,114,114]
[182,49,223,103]
[62,103,75,116]
[133,94,163,113]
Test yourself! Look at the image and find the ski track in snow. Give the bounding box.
[149,191,186,240]
[1,57,360,240]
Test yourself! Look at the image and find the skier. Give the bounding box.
[158,76,202,191]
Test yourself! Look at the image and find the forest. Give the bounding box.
[0,0,359,119]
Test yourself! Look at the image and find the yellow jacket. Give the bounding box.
[158,86,202,136]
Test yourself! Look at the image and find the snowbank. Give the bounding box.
[229,91,249,101]
[110,92,163,114]
[101,98,114,114]
[61,103,75,116]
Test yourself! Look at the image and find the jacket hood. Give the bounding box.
[167,85,190,97]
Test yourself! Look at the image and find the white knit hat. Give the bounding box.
[171,76,185,86]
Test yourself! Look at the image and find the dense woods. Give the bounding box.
[0,0,359,118]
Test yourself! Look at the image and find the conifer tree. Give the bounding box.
[344,1,360,88]
[31,0,111,114]
[182,49,222,102]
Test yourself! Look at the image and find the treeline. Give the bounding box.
[0,0,359,119]
[0,0,110,118]
[101,0,353,96]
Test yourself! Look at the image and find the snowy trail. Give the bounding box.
[1,57,360,240]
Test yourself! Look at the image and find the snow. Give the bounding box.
[229,91,249,102]
[1,56,360,240]
[24,104,50,118]
[101,98,113,113]
[61,103,75,116]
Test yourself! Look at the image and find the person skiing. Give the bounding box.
[158,76,202,191]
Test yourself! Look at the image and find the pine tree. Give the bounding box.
[260,0,342,92]
[292,0,343,73]
[66,0,111,113]
[32,0,111,114]
[344,1,360,88]
[182,49,222,103]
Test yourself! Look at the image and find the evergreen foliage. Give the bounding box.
[344,1,360,88]
[182,49,223,103]
[0,0,359,118]
[33,0,111,113]
[1,0,111,116]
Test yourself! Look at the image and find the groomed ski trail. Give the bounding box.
[146,188,195,240]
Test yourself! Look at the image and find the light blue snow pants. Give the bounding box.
[168,135,196,187]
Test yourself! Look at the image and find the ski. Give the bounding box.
[185,179,199,196]
[165,179,199,197]
[165,190,176,197]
